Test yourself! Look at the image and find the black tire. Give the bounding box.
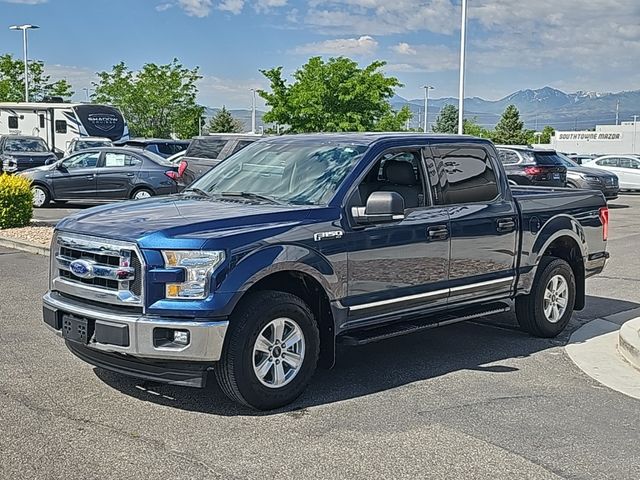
[130,187,154,200]
[214,290,320,410]
[516,257,576,338]
[31,184,51,208]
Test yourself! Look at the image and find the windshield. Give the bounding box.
[189,140,368,205]
[76,140,111,150]
[5,138,48,153]
[554,153,580,168]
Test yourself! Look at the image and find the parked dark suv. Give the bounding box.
[0,135,57,173]
[18,147,179,207]
[496,146,567,187]
[177,134,262,188]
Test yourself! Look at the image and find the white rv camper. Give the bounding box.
[0,102,129,156]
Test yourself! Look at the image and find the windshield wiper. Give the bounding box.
[220,191,284,205]
[183,187,211,197]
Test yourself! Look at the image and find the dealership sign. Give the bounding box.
[557,132,623,141]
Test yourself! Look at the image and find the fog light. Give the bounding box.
[173,330,190,346]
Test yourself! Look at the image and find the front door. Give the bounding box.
[428,144,518,305]
[344,148,450,321]
[95,151,143,199]
[51,151,100,199]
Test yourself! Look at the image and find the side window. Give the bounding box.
[231,140,255,155]
[620,157,640,169]
[61,152,100,169]
[39,114,45,128]
[433,145,499,204]
[55,120,67,134]
[103,152,142,168]
[8,116,19,129]
[353,149,427,211]
[597,158,619,167]
[498,149,519,165]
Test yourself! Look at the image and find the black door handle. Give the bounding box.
[497,218,516,232]
[427,225,449,241]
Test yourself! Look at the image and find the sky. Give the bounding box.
[1,0,639,109]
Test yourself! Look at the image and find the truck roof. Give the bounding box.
[261,132,484,145]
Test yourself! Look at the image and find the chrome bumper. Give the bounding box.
[43,292,228,362]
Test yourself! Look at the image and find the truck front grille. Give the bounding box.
[50,232,145,310]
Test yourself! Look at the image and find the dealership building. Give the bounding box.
[550,121,639,155]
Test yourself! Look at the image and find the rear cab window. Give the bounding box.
[429,145,500,205]
[185,138,229,159]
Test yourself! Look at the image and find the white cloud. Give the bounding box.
[254,0,287,13]
[197,75,266,108]
[217,0,244,14]
[155,3,173,12]
[45,64,98,101]
[176,0,212,17]
[304,0,458,35]
[392,43,416,56]
[292,35,378,56]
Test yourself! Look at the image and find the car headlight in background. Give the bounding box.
[162,250,225,299]
[1,155,17,173]
[584,175,601,184]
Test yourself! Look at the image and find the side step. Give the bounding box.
[337,304,510,346]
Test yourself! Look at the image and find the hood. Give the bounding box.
[57,194,321,249]
[2,151,56,159]
[567,166,616,177]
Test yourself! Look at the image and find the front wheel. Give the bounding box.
[214,291,320,410]
[32,185,50,208]
[516,257,576,337]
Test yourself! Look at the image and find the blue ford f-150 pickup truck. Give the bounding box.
[43,134,610,409]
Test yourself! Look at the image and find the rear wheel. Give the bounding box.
[131,188,153,200]
[32,185,50,208]
[215,291,320,410]
[516,257,576,337]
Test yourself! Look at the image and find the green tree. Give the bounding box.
[207,106,244,133]
[259,57,410,133]
[0,54,73,102]
[431,104,491,138]
[92,59,203,139]
[539,125,555,144]
[491,104,533,145]
[432,104,458,134]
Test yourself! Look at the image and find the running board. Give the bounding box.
[337,305,510,346]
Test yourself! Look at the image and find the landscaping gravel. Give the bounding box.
[0,226,54,247]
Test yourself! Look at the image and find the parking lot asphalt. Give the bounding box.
[2,195,640,479]
[32,202,97,226]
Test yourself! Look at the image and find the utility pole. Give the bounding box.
[616,100,620,125]
[9,24,39,102]
[250,88,257,134]
[633,115,639,154]
[457,0,468,135]
[423,85,434,133]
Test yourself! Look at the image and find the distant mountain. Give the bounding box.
[205,87,640,133]
[395,87,640,131]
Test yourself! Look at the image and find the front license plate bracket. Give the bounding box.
[62,315,94,344]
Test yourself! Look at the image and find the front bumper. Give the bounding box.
[43,292,229,363]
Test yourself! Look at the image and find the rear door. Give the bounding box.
[51,151,100,199]
[617,157,640,188]
[430,143,518,304]
[95,151,143,199]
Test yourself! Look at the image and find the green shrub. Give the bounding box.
[0,174,33,229]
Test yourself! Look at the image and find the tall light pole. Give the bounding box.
[457,0,468,135]
[423,85,434,133]
[250,88,257,134]
[9,24,39,102]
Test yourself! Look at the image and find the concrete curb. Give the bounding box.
[0,235,50,256]
[619,318,640,372]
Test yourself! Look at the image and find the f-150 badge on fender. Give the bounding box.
[314,231,344,241]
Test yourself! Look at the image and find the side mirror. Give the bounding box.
[352,191,405,224]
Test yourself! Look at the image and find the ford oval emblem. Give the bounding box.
[69,259,94,279]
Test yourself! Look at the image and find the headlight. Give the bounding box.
[2,156,17,173]
[584,175,601,183]
[162,250,225,299]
